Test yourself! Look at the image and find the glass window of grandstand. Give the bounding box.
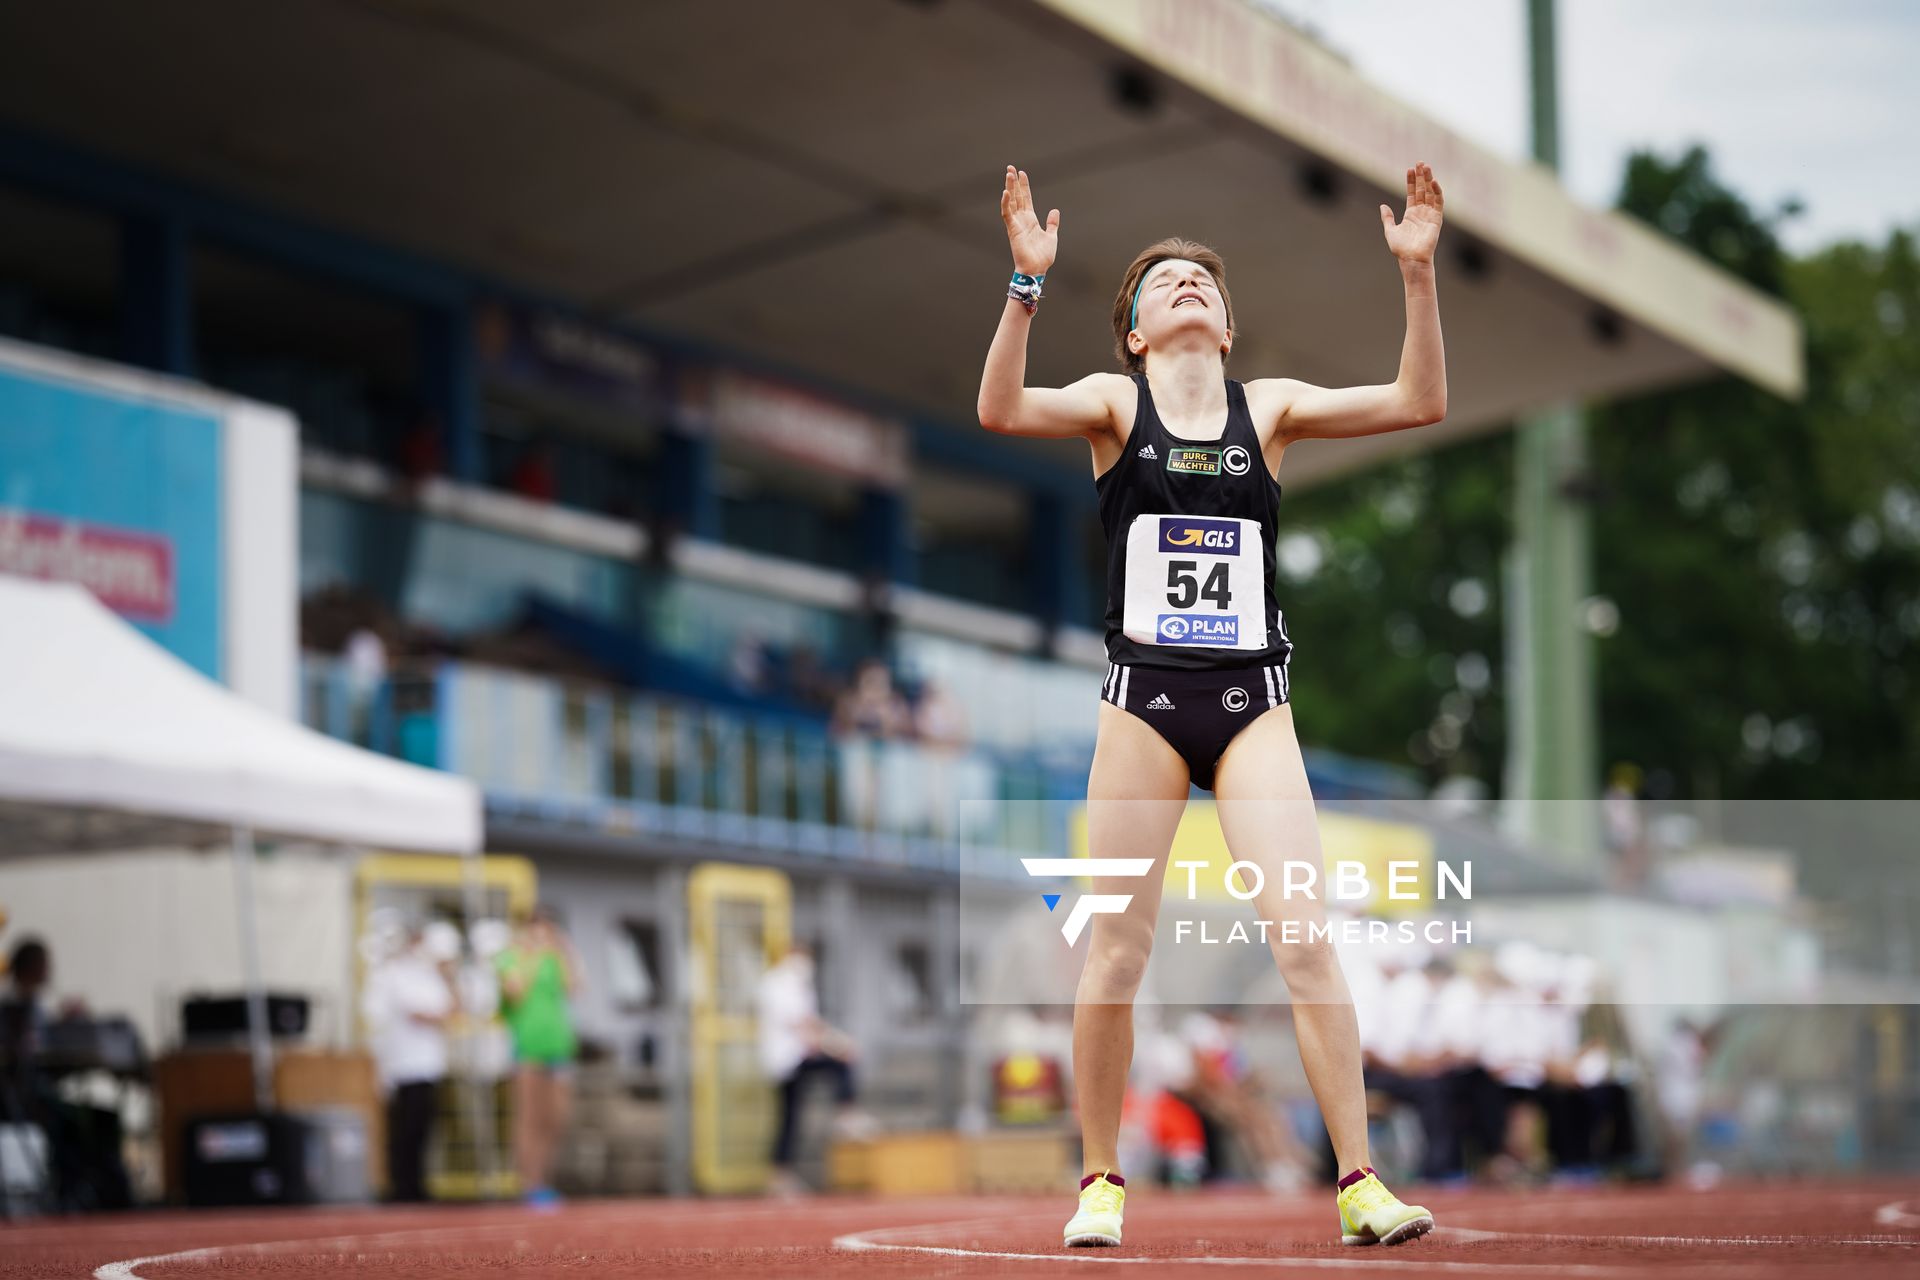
[715,440,863,574]
[911,465,1029,614]
[0,187,120,361]
[193,246,423,470]
[479,381,658,523]
[479,399,657,521]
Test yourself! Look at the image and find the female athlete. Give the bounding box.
[977,161,1447,1248]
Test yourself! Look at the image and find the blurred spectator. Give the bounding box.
[756,943,867,1195]
[912,679,968,750]
[1364,945,1480,1182]
[1408,956,1508,1182]
[1656,1018,1709,1183]
[1553,962,1640,1179]
[1348,938,1643,1186]
[786,646,838,714]
[362,920,457,1203]
[399,415,445,488]
[1536,972,1597,1177]
[728,633,771,698]
[496,906,580,1207]
[1602,763,1649,891]
[912,678,969,839]
[509,441,556,502]
[832,659,908,739]
[1134,1023,1208,1186]
[0,937,128,1212]
[343,625,388,747]
[1179,1008,1309,1191]
[0,938,50,1074]
[1484,945,1556,1174]
[833,660,908,831]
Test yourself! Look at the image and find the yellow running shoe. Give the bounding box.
[1336,1170,1434,1246]
[1063,1172,1126,1247]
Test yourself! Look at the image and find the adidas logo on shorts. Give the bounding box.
[1137,443,1158,459]
[1146,692,1175,709]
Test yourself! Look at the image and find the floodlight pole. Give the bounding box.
[1506,0,1599,865]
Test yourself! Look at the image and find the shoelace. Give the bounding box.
[1082,1179,1124,1216]
[1344,1177,1395,1215]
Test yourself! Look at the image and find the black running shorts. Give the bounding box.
[1098,658,1291,791]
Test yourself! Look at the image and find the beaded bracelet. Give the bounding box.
[1008,270,1046,313]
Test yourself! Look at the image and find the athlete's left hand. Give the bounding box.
[1380,162,1444,264]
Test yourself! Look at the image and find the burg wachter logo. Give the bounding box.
[1022,856,1473,947]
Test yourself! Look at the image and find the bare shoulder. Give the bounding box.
[1083,372,1139,475]
[1240,377,1304,444]
[1082,370,1135,434]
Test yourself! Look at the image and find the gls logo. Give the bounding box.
[1020,858,1156,945]
[1158,517,1240,554]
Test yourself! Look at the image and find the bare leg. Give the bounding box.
[1215,704,1372,1176]
[544,1071,574,1188]
[512,1067,543,1192]
[1074,702,1189,1178]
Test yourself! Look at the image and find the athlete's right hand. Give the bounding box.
[1000,165,1059,277]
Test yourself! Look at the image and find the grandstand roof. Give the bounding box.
[0,0,1802,488]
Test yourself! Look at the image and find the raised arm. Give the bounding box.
[1258,163,1448,444]
[976,166,1121,440]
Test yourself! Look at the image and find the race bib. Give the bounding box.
[1121,515,1268,650]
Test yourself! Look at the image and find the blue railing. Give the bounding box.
[300,656,1087,869]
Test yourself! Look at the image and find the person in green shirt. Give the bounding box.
[495,905,580,1206]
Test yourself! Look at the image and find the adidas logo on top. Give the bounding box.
[1146,692,1175,709]
[1137,443,1158,459]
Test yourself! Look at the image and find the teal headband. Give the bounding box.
[1130,259,1208,332]
[1129,273,1149,333]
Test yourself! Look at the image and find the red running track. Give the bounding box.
[3,1181,1917,1278]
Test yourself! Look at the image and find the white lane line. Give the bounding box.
[833,1209,1920,1273]
[96,1244,224,1280]
[1876,1200,1920,1228]
[86,1205,1052,1280]
[91,1200,848,1280]
[1447,1226,1918,1248]
[835,1217,1635,1274]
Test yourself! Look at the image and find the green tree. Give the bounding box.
[1593,146,1920,799]
[1283,144,1920,801]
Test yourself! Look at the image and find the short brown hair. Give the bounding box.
[1111,238,1236,375]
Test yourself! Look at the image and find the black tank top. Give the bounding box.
[1095,373,1290,670]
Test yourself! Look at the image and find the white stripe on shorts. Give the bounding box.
[1262,664,1277,709]
[1118,665,1131,710]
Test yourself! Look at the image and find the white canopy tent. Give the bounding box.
[0,577,479,854]
[0,575,483,1116]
